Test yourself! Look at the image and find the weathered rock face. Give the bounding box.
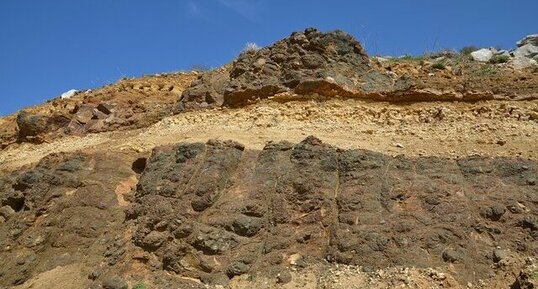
[16,111,70,143]
[0,151,135,287]
[513,44,538,59]
[129,136,538,285]
[180,28,399,108]
[66,102,125,135]
[3,73,198,145]
[512,36,538,69]
[1,136,537,287]
[178,67,230,110]
[511,56,538,70]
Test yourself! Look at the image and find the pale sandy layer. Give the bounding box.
[1,99,537,172]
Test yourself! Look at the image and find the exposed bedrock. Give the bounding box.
[179,27,402,109]
[130,136,538,284]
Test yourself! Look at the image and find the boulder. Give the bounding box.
[510,57,537,70]
[226,261,250,277]
[0,206,15,220]
[513,44,538,58]
[73,105,95,124]
[16,111,47,141]
[178,67,229,110]
[66,103,117,135]
[179,28,400,108]
[96,103,115,115]
[60,89,78,99]
[101,275,128,289]
[470,48,494,62]
[516,34,538,47]
[15,112,69,142]
[495,50,511,57]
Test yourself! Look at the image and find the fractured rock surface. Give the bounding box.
[129,136,538,285]
[1,136,537,287]
[0,151,134,287]
[180,28,400,109]
[180,28,538,111]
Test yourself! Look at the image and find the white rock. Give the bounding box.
[513,44,538,58]
[516,34,538,47]
[325,76,336,83]
[374,56,390,63]
[495,50,510,57]
[60,89,79,99]
[510,57,537,70]
[470,49,493,62]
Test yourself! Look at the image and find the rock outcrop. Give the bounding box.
[180,28,400,109]
[179,28,538,111]
[471,48,494,62]
[16,111,70,143]
[127,136,538,285]
[1,136,537,287]
[469,34,538,69]
[4,73,197,145]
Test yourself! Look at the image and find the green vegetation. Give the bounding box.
[532,271,538,280]
[398,54,425,61]
[460,46,478,55]
[133,283,147,289]
[432,62,446,70]
[489,55,510,64]
[471,64,499,77]
[190,64,210,72]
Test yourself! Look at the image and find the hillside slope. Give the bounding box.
[1,28,537,289]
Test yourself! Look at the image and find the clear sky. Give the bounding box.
[1,0,537,116]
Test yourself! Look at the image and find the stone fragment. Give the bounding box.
[510,57,537,70]
[513,44,538,58]
[471,49,494,62]
[101,275,128,289]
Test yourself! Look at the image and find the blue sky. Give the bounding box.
[1,0,537,116]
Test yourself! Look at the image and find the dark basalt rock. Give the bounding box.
[129,136,538,285]
[16,111,70,143]
[2,137,537,287]
[0,151,135,288]
[179,28,400,109]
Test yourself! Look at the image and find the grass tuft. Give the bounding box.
[460,46,478,55]
[489,55,510,64]
[432,62,446,70]
[133,283,147,289]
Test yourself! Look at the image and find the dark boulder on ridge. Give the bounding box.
[179,28,398,109]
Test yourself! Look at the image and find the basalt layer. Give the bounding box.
[1,137,537,288]
[179,28,538,110]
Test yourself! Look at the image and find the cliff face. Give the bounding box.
[1,28,538,288]
[131,136,537,283]
[1,136,537,288]
[179,28,538,110]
